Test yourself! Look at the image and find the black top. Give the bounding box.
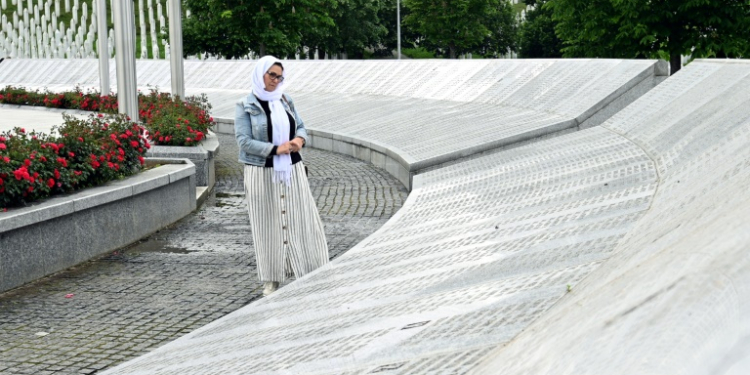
[257,98,302,167]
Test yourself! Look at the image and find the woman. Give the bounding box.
[235,55,329,296]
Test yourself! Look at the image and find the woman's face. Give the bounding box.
[264,65,283,92]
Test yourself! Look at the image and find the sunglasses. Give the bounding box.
[266,72,285,82]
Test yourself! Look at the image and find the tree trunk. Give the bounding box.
[449,44,456,59]
[317,49,325,60]
[259,43,266,57]
[670,52,681,75]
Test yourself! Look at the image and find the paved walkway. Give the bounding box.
[0,133,408,375]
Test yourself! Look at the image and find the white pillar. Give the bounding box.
[113,0,138,121]
[168,0,184,97]
[97,0,109,94]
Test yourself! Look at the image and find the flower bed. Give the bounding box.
[0,86,220,208]
[0,85,216,147]
[0,114,149,210]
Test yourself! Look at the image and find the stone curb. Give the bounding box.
[0,158,197,293]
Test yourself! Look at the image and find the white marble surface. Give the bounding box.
[0,106,86,134]
[97,60,750,375]
[0,59,663,178]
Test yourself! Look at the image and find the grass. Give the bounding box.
[1,0,168,58]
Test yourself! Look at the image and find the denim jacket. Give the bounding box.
[234,93,308,166]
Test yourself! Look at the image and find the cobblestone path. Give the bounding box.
[0,134,408,375]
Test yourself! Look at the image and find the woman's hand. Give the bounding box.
[289,137,305,152]
[277,142,293,155]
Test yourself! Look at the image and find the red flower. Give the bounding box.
[0,143,6,150]
[185,138,192,143]
[110,133,117,141]
[158,136,164,142]
[0,136,5,142]
[56,157,68,167]
[130,141,139,148]
[54,169,60,179]
[74,171,82,176]
[47,178,55,188]
[117,155,124,162]
[27,186,34,193]
[107,162,114,169]
[19,128,25,133]
[13,166,30,181]
[78,137,84,142]
[24,159,31,166]
[138,156,145,165]
[68,152,75,158]
[0,177,4,186]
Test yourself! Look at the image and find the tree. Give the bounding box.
[374,0,419,57]
[183,0,335,59]
[480,0,518,57]
[518,0,562,58]
[331,0,388,58]
[403,0,516,58]
[549,0,750,74]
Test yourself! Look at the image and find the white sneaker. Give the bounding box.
[263,281,279,296]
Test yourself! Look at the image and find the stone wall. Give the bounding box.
[0,159,196,293]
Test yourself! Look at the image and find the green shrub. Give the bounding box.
[401,47,436,59]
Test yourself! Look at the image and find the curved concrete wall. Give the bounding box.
[472,59,750,375]
[0,58,666,189]
[98,59,750,375]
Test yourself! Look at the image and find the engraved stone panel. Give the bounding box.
[101,125,659,375]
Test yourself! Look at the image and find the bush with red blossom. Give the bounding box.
[0,86,119,112]
[0,114,149,210]
[138,90,214,147]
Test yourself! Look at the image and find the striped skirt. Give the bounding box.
[243,162,329,282]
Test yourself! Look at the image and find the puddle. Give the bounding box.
[126,239,194,254]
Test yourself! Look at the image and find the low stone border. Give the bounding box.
[147,131,220,191]
[0,158,197,293]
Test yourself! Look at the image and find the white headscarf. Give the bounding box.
[252,55,292,186]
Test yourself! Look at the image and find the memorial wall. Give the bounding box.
[0,58,667,188]
[97,60,750,375]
